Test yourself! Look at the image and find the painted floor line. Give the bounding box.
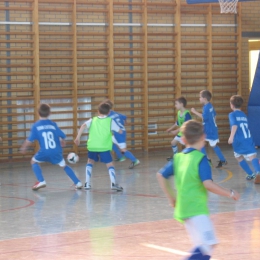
[141,243,218,260]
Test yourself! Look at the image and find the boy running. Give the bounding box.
[157,120,240,260]
[228,95,260,183]
[166,96,192,160]
[191,90,227,168]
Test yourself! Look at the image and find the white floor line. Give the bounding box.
[141,243,218,260]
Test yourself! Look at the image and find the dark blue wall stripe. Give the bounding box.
[242,32,260,38]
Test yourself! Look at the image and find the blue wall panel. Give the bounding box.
[248,52,260,146]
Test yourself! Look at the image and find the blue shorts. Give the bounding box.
[88,151,112,163]
[33,151,65,166]
[158,160,174,179]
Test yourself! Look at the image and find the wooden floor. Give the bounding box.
[0,146,260,259]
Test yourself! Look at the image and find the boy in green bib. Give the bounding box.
[166,96,192,161]
[157,120,240,260]
[74,102,123,191]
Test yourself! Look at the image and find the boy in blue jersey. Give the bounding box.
[105,100,140,169]
[157,120,240,260]
[191,90,227,168]
[20,103,83,191]
[74,102,124,191]
[166,96,192,161]
[228,95,260,183]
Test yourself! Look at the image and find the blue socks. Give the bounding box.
[64,165,80,184]
[201,146,226,162]
[32,164,44,182]
[113,144,123,159]
[239,160,253,175]
[187,247,210,260]
[113,143,137,162]
[32,163,80,184]
[213,146,226,162]
[124,150,136,162]
[251,158,260,173]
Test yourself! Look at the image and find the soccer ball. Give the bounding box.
[67,152,79,164]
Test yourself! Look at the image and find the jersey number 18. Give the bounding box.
[42,131,56,149]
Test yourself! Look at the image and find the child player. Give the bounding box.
[105,99,140,169]
[74,102,123,191]
[20,103,83,190]
[157,120,240,260]
[191,90,227,168]
[228,95,260,183]
[166,96,192,161]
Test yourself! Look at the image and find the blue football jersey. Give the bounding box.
[108,110,127,143]
[229,110,256,154]
[202,103,219,140]
[28,119,66,155]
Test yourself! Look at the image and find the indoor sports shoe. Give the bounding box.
[129,159,140,169]
[215,160,227,168]
[75,182,83,189]
[32,181,46,191]
[111,183,123,192]
[254,172,260,184]
[118,156,126,162]
[84,182,91,190]
[246,173,256,181]
[114,156,126,162]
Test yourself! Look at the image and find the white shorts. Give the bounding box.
[112,135,126,149]
[205,139,219,147]
[184,215,218,256]
[234,152,256,161]
[32,157,66,167]
[173,136,185,145]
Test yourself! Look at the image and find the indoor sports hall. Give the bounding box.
[1,0,260,259]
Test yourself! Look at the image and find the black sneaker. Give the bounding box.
[129,159,140,169]
[111,183,123,192]
[246,173,256,181]
[167,156,173,161]
[216,160,227,168]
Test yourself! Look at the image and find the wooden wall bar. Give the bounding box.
[0,0,241,161]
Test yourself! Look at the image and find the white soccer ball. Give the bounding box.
[67,152,79,164]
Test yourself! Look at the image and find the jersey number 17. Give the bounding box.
[240,123,251,139]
